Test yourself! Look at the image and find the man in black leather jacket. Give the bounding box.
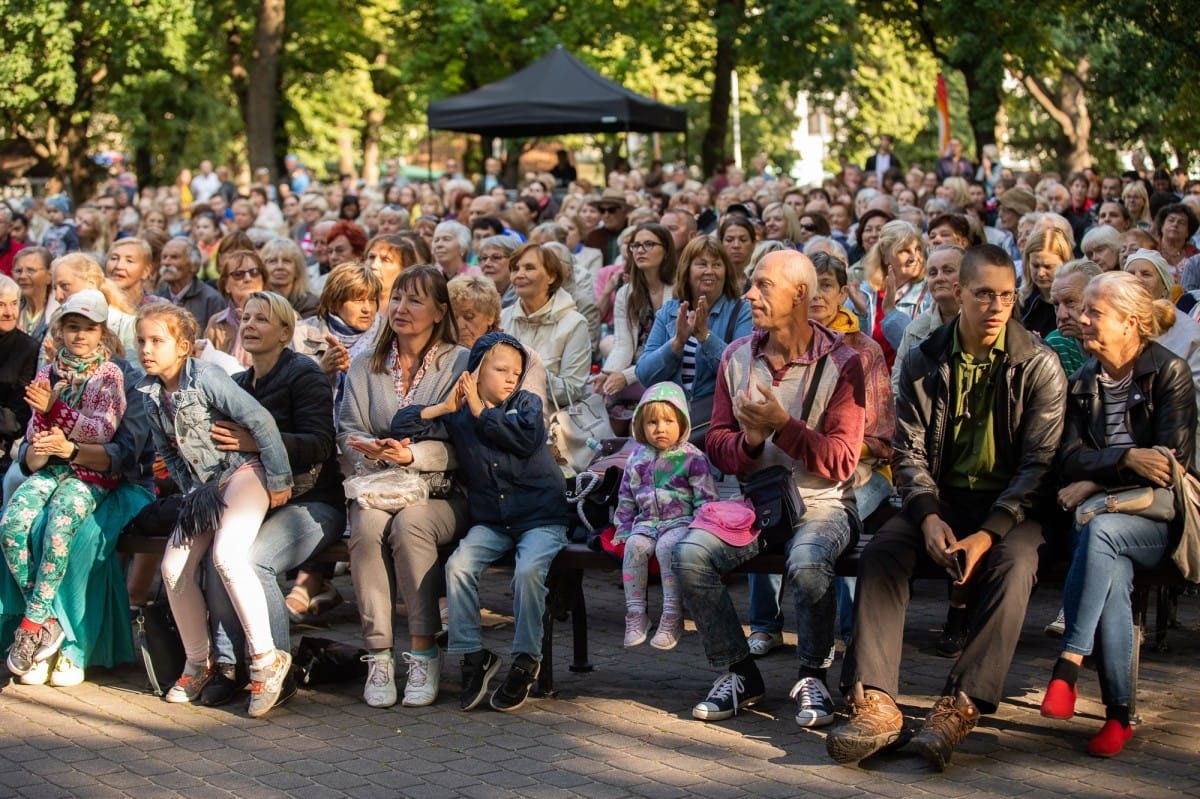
[827,244,1068,770]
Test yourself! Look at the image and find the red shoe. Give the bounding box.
[1040,678,1077,720]
[1087,719,1132,757]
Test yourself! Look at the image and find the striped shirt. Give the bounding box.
[1097,369,1135,448]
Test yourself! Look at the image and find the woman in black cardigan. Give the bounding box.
[199,290,346,711]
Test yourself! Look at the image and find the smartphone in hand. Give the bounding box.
[951,550,967,582]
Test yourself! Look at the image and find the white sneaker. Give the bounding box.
[49,655,84,687]
[361,652,397,708]
[746,631,784,657]
[17,657,51,685]
[401,651,440,707]
[623,612,650,647]
[1044,608,1066,638]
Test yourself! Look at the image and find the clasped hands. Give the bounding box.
[732,380,790,449]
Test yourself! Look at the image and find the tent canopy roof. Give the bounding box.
[427,46,687,138]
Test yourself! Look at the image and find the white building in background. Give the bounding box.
[790,91,835,188]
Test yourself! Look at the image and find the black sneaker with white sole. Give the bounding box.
[692,665,766,721]
[460,650,502,711]
[489,653,539,712]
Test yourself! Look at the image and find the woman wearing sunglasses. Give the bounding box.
[204,248,266,367]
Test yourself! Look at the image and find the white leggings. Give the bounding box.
[161,465,273,664]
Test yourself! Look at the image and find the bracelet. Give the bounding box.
[68,442,80,462]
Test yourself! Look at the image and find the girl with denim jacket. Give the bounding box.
[134,303,295,717]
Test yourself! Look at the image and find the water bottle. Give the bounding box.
[585,437,603,452]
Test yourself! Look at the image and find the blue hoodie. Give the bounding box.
[390,331,570,535]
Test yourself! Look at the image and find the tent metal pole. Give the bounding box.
[427,129,433,181]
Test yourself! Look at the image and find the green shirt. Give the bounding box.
[947,325,1010,491]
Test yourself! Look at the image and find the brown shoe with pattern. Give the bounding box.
[911,691,980,771]
[825,682,908,765]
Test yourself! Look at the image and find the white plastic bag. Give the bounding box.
[343,467,429,512]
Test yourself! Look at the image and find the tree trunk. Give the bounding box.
[336,125,357,180]
[1019,57,1092,174]
[57,123,96,202]
[362,107,384,187]
[702,0,742,179]
[246,0,285,178]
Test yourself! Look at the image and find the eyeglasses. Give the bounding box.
[478,253,508,263]
[969,288,1018,306]
[598,206,622,214]
[628,241,662,252]
[800,224,817,232]
[229,267,263,280]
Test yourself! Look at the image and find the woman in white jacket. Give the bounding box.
[500,243,591,410]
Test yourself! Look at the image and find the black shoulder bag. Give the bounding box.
[740,354,827,550]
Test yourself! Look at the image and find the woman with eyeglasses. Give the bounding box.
[595,224,677,399]
[797,212,832,248]
[204,248,266,367]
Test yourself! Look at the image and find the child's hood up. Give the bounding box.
[467,331,529,391]
[632,381,692,445]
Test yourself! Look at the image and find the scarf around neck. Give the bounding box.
[52,345,109,408]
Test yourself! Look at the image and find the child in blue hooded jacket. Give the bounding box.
[614,382,719,650]
[390,331,569,713]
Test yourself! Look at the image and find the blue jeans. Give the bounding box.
[205,500,346,665]
[445,524,567,660]
[680,502,855,671]
[1061,513,1169,707]
[747,477,884,644]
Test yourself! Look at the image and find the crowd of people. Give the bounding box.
[0,139,1198,764]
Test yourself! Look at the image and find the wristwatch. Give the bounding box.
[68,442,80,462]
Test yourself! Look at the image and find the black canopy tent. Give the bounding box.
[426,45,687,169]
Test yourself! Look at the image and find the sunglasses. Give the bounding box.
[230,267,263,280]
[598,206,622,214]
[800,223,818,232]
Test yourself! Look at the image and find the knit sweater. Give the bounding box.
[27,360,126,488]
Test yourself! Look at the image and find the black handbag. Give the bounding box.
[739,354,826,550]
[133,599,185,697]
[743,465,807,548]
[291,636,369,686]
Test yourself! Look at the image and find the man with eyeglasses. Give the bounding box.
[827,244,1066,770]
[584,189,631,265]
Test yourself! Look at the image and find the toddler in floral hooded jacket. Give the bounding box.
[614,381,718,650]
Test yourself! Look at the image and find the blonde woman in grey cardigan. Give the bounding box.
[337,266,469,710]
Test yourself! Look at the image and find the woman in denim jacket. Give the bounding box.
[135,302,295,718]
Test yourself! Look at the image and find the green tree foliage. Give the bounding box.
[0,0,196,198]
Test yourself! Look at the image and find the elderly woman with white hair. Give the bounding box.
[431,220,478,280]
[1080,225,1122,272]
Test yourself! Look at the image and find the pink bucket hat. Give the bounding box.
[690,500,760,547]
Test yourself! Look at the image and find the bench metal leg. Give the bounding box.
[566,568,593,674]
[1131,586,1147,725]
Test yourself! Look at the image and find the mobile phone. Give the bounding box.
[951,550,967,582]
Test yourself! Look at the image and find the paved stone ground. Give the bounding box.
[1,570,1198,798]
